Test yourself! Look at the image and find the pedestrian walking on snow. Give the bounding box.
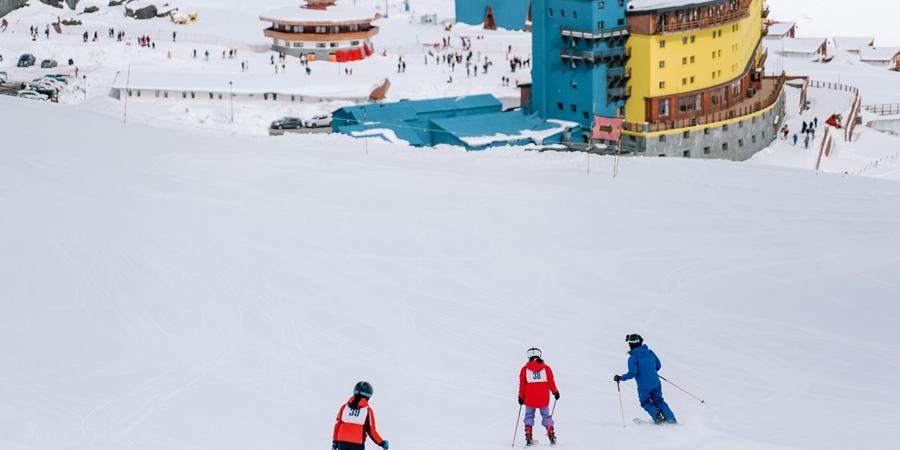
[804,134,810,149]
[332,382,389,450]
[614,334,677,425]
[792,134,798,146]
[518,348,559,447]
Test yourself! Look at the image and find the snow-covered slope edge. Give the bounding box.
[1,97,899,450]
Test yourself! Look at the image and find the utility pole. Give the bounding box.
[229,81,234,123]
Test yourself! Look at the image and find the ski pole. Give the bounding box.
[659,375,706,404]
[550,398,557,418]
[616,381,626,428]
[512,404,522,447]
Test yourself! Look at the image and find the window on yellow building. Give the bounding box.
[690,55,695,63]
[659,81,666,89]
[659,60,665,68]
[682,36,688,45]
[682,78,687,85]
[659,99,670,117]
[659,40,666,48]
[682,57,687,65]
[691,35,696,43]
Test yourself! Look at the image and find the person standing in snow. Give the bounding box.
[332,382,389,450]
[518,348,559,446]
[614,334,676,424]
[792,133,798,146]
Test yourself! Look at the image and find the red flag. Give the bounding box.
[592,115,623,142]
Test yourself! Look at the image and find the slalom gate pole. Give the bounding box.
[616,381,626,428]
[659,375,706,404]
[512,405,522,447]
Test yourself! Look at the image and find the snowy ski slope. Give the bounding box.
[1,97,899,450]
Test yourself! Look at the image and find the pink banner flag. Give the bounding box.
[592,115,623,142]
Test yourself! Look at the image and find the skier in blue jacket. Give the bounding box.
[613,334,677,424]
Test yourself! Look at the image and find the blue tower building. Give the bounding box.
[531,0,630,142]
[455,0,531,31]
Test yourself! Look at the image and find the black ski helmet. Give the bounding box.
[527,347,542,360]
[353,381,374,399]
[625,334,644,350]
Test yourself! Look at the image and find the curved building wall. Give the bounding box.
[0,0,27,17]
[625,0,764,122]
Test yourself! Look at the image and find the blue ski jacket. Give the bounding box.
[619,345,662,390]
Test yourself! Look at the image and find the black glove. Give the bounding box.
[518,397,524,405]
[553,391,560,400]
[613,375,622,382]
[331,442,338,450]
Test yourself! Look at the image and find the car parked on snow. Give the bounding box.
[18,54,36,67]
[27,83,58,97]
[40,59,58,69]
[304,114,332,128]
[17,90,50,101]
[44,74,70,84]
[34,77,65,89]
[0,72,8,85]
[271,117,302,130]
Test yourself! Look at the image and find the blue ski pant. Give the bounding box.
[524,406,554,429]
[639,387,676,423]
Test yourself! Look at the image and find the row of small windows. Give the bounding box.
[657,26,734,48]
[125,89,312,102]
[277,40,362,49]
[549,0,625,19]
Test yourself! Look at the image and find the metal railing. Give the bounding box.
[561,26,629,40]
[655,1,752,34]
[862,103,900,116]
[560,47,631,63]
[624,74,786,133]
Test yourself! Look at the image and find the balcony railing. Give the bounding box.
[561,26,629,40]
[623,74,786,133]
[608,86,633,101]
[607,67,632,85]
[560,47,631,64]
[655,0,752,34]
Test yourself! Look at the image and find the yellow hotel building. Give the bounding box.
[621,0,785,160]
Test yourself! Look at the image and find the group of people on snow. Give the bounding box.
[334,334,677,450]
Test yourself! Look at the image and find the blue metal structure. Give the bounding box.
[455,0,531,31]
[332,95,577,150]
[530,0,629,142]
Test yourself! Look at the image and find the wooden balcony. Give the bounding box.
[624,74,786,133]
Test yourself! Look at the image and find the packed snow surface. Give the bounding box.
[2,95,900,450]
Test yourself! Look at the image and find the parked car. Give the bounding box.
[40,59,58,69]
[17,54,36,67]
[304,114,332,128]
[34,77,65,89]
[44,74,70,84]
[0,72,8,85]
[17,90,49,101]
[271,117,302,130]
[27,83,58,97]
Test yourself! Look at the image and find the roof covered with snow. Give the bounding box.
[833,36,875,51]
[766,21,796,37]
[111,70,385,99]
[859,46,900,61]
[776,37,827,55]
[259,5,377,24]
[626,0,720,13]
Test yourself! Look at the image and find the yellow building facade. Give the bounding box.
[625,0,766,124]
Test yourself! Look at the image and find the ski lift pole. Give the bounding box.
[659,375,706,404]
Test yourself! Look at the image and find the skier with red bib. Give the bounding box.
[518,348,559,447]
[332,381,389,450]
